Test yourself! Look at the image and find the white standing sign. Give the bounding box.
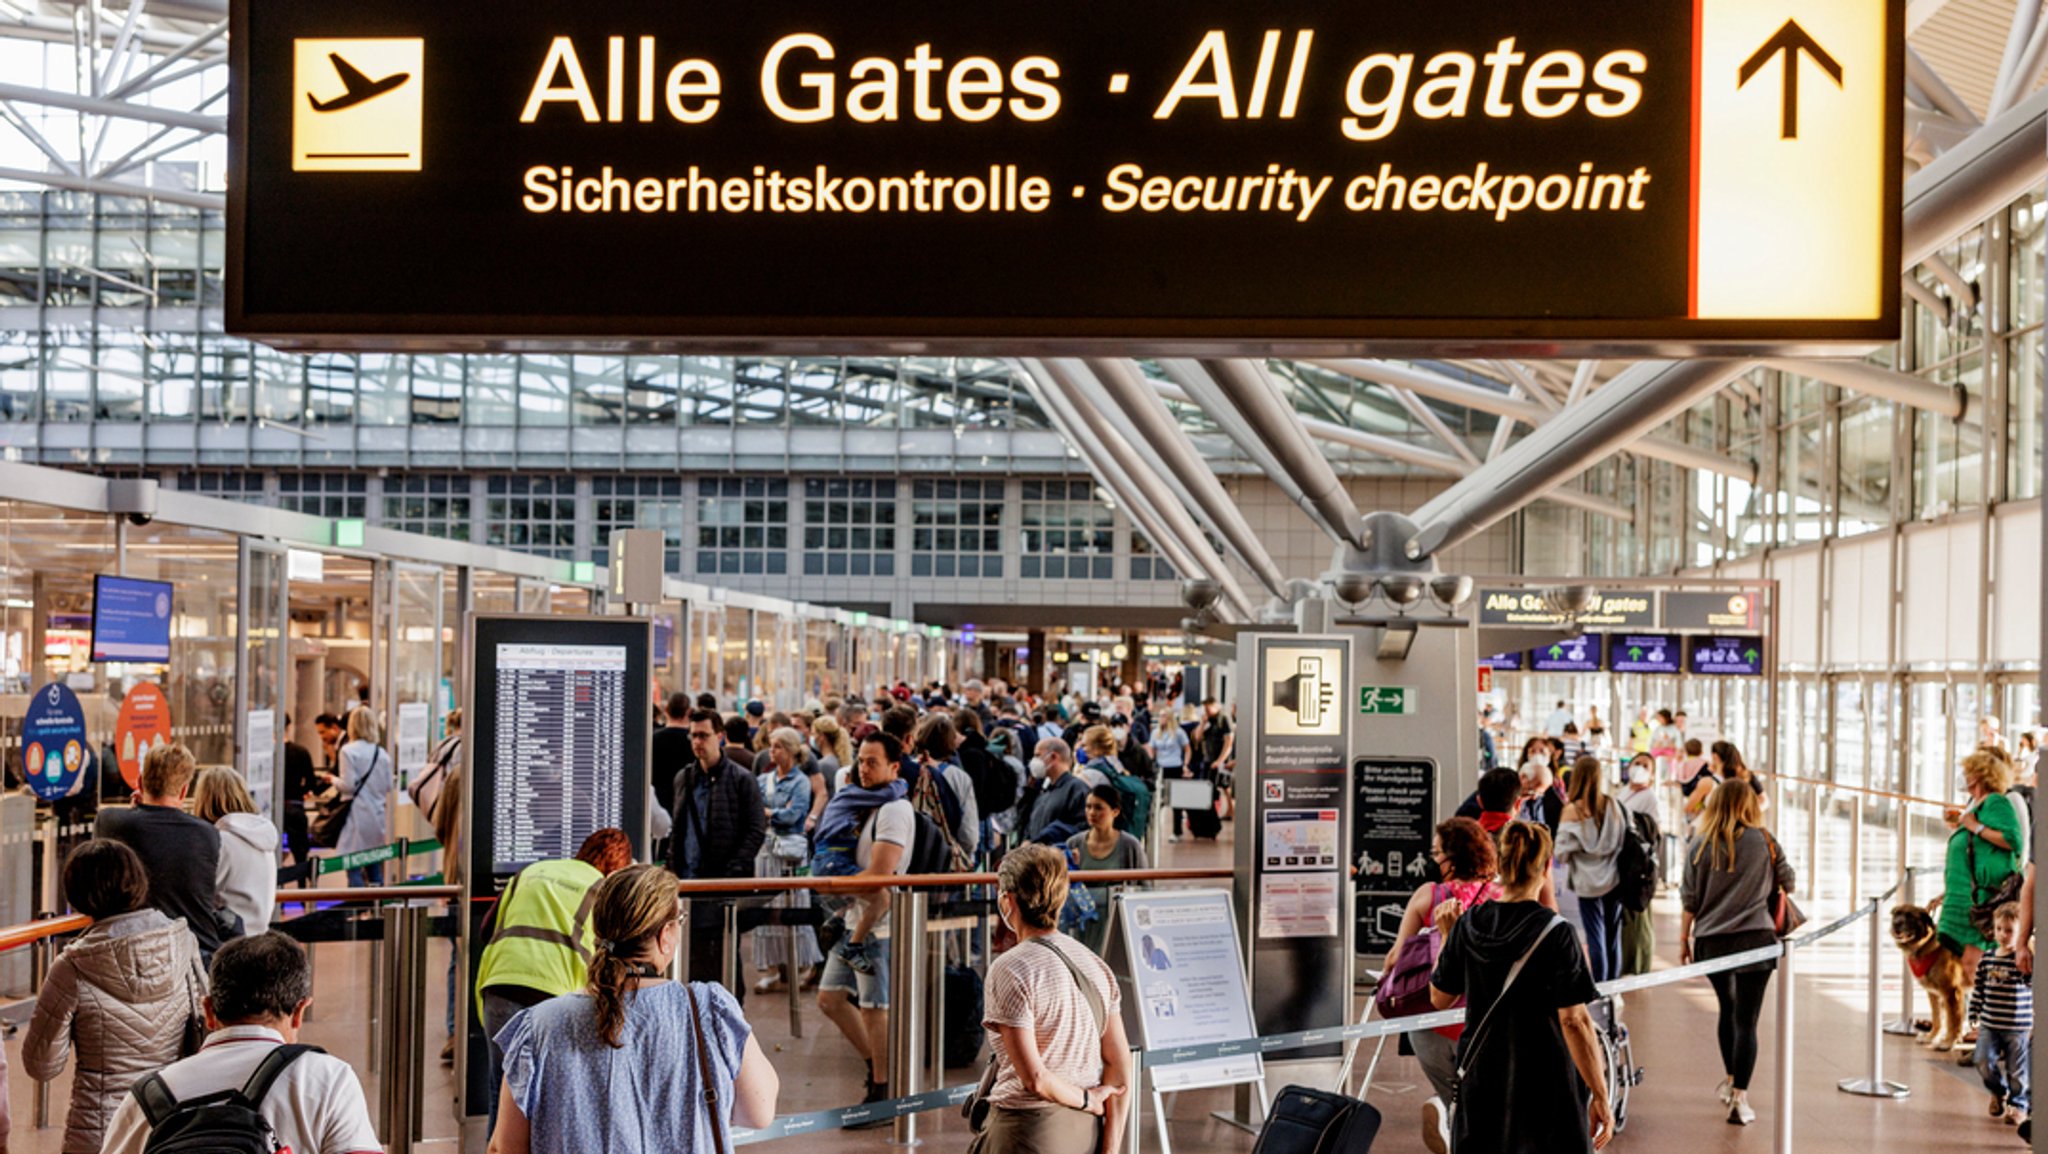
[244,709,276,816]
[396,701,431,797]
[1115,888,1265,1092]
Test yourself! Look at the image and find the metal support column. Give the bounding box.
[889,889,929,1147]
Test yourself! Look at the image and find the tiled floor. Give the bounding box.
[2,821,2031,1153]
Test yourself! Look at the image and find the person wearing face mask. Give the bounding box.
[1025,739,1093,844]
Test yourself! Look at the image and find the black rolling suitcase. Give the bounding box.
[1186,804,1223,839]
[1252,1085,1381,1154]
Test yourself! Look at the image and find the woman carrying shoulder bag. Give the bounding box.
[1428,821,1612,1153]
[971,843,1132,1154]
[330,709,394,887]
[489,864,779,1154]
[1680,777,1795,1126]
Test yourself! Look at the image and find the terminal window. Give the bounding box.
[593,476,685,569]
[383,475,472,541]
[911,478,1002,578]
[697,477,789,576]
[277,473,366,519]
[804,478,898,577]
[175,472,268,503]
[485,475,577,559]
[1021,480,1112,580]
[1130,532,1179,581]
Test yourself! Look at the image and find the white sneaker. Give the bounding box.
[1422,1097,1451,1154]
[1716,1077,1734,1106]
[1728,1100,1756,1126]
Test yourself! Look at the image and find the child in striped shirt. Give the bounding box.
[1970,901,2033,1127]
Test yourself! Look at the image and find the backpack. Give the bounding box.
[133,1044,319,1154]
[1101,765,1153,837]
[959,741,1019,817]
[909,767,973,872]
[1614,806,1660,913]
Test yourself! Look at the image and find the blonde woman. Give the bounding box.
[193,767,279,935]
[332,708,392,886]
[489,864,778,1154]
[1680,779,1794,1125]
[973,844,1132,1154]
[1940,746,2025,969]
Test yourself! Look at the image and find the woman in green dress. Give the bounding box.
[1939,746,2025,969]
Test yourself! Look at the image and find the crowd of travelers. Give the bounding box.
[6,677,2039,1154]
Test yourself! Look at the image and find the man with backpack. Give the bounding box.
[99,932,378,1154]
[815,732,923,1117]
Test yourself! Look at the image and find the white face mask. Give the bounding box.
[1529,753,1550,769]
[1113,727,1129,744]
[1029,757,1049,780]
[1628,765,1652,787]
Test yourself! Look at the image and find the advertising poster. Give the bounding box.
[245,709,276,814]
[1118,890,1264,1092]
[23,681,89,801]
[1353,757,1438,954]
[113,682,172,789]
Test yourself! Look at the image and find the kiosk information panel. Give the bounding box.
[468,616,652,877]
[462,614,653,1114]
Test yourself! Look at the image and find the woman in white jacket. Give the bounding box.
[194,767,279,935]
[1554,754,1629,983]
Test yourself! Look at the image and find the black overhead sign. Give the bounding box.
[228,0,1901,352]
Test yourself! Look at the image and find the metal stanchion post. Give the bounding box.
[723,901,740,995]
[31,937,51,1128]
[889,889,929,1148]
[1772,939,1797,1154]
[1839,900,1910,1099]
[369,925,384,1074]
[926,926,947,1090]
[1883,868,1917,1036]
[407,906,430,1144]
[378,905,414,1150]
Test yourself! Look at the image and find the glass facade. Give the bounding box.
[910,478,1003,578]
[697,477,789,576]
[803,478,898,577]
[1020,480,1113,579]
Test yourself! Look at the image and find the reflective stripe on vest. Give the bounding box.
[475,858,603,1014]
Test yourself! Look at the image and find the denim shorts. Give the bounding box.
[818,935,892,1007]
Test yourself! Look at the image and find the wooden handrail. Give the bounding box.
[1770,772,1952,810]
[0,913,92,954]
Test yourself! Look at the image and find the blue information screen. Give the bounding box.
[1608,633,1681,674]
[1688,636,1764,675]
[1482,652,1525,671]
[91,574,174,663]
[1529,636,1601,672]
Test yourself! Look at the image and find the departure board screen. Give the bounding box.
[467,615,651,881]
[490,643,629,874]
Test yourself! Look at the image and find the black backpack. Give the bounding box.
[959,742,1020,817]
[133,1044,319,1154]
[905,807,955,875]
[1614,806,1661,913]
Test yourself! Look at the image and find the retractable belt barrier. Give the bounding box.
[734,876,1906,1145]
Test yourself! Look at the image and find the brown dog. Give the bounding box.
[1890,901,1971,1051]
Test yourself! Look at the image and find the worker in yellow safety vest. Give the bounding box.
[475,827,634,1132]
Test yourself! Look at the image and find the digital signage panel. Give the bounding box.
[1528,635,1601,673]
[1688,635,1764,675]
[229,0,1901,352]
[1607,632,1680,674]
[91,575,175,664]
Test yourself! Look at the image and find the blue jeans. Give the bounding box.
[1977,1024,2031,1113]
[347,862,384,887]
[1578,890,1625,983]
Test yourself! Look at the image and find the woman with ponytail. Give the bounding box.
[489,865,779,1154]
[1428,821,1613,1153]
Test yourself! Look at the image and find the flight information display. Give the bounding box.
[490,643,628,874]
[467,615,651,881]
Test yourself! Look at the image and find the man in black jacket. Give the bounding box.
[94,742,232,962]
[667,708,766,997]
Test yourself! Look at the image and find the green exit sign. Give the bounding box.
[1358,686,1416,716]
